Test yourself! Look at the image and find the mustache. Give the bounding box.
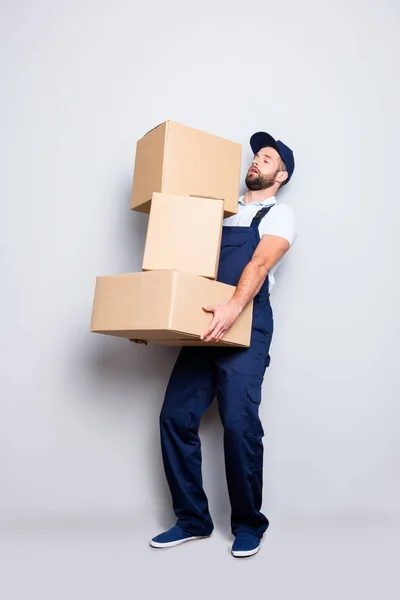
[248,166,259,175]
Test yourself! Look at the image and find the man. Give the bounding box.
[134,131,296,558]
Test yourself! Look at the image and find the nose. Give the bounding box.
[252,158,258,167]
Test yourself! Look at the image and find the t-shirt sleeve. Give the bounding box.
[259,204,297,246]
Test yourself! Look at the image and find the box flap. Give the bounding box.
[143,120,169,137]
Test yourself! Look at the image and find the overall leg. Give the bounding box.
[215,304,273,539]
[160,346,216,536]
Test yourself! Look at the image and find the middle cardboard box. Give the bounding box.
[142,192,225,280]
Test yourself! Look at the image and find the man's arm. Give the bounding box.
[201,234,290,343]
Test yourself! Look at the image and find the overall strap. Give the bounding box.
[250,205,273,229]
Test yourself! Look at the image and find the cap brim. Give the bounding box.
[250,132,280,156]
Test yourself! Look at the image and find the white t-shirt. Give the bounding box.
[223,195,296,292]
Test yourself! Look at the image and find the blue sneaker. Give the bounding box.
[150,525,211,548]
[231,533,261,557]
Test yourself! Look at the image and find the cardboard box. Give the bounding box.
[142,193,224,280]
[90,270,252,347]
[131,120,241,218]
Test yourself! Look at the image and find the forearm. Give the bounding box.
[228,260,269,313]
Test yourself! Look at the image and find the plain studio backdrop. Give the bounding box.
[1,0,399,598]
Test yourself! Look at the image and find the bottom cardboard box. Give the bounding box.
[90,270,252,348]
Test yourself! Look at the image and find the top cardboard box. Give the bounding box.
[131,121,241,217]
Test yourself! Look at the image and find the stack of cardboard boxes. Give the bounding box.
[90,120,253,347]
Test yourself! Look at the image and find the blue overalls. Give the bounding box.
[159,206,273,539]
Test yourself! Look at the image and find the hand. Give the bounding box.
[201,301,242,343]
[129,339,148,345]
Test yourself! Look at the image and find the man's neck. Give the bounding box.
[243,188,277,205]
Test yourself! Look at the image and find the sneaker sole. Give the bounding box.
[232,545,260,558]
[150,535,211,548]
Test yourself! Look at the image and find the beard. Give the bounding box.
[245,169,279,191]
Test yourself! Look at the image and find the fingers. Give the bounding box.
[214,326,226,342]
[213,323,227,342]
[201,305,233,343]
[201,316,218,340]
[202,305,215,313]
[202,320,226,343]
[207,326,224,343]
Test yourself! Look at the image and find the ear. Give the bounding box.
[276,170,288,185]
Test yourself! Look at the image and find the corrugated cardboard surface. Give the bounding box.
[169,271,252,345]
[131,120,241,217]
[91,270,252,347]
[90,270,174,331]
[142,193,224,279]
[131,122,166,214]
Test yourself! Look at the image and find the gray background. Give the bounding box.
[1,0,399,598]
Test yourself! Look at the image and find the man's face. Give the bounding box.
[245,146,284,191]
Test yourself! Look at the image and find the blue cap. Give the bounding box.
[250,131,295,185]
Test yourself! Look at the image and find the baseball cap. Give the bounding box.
[250,131,295,185]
